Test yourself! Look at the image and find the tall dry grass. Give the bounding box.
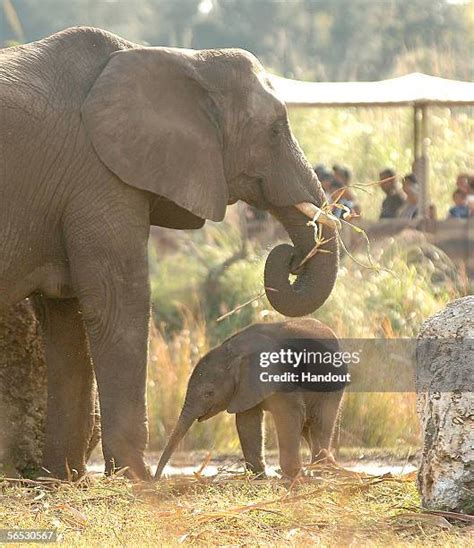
[147,312,240,453]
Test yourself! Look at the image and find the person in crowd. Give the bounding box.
[314,164,327,180]
[314,164,348,218]
[332,164,345,186]
[331,165,361,218]
[448,189,470,219]
[315,163,362,220]
[314,164,336,201]
[398,173,419,219]
[455,173,470,194]
[379,168,405,219]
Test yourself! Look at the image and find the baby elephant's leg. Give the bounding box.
[270,398,304,478]
[302,424,312,452]
[236,407,265,475]
[310,391,344,462]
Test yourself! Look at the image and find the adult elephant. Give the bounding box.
[0,27,339,480]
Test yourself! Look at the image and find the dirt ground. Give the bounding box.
[88,447,420,478]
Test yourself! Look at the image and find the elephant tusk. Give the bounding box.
[295,202,341,230]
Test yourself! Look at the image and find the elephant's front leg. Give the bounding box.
[67,218,151,481]
[34,297,95,479]
[236,407,265,475]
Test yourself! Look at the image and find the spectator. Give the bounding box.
[331,165,361,217]
[332,164,345,185]
[448,189,470,219]
[314,164,335,201]
[455,173,470,194]
[314,164,327,180]
[379,168,405,219]
[398,173,419,219]
[336,167,352,191]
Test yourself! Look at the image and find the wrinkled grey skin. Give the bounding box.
[155,319,345,479]
[0,27,338,480]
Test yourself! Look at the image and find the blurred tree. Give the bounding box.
[1,0,472,80]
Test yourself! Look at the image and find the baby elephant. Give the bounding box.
[155,319,346,479]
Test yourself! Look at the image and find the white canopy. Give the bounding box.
[269,72,474,108]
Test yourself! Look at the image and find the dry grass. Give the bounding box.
[1,466,472,546]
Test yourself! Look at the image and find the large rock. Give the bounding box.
[416,296,474,513]
[0,300,47,476]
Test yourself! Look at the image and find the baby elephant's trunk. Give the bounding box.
[154,413,195,480]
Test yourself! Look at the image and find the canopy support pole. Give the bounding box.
[412,105,430,220]
[414,106,421,158]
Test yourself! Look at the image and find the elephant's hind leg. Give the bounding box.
[309,390,344,463]
[236,407,266,476]
[35,297,95,479]
[269,397,304,479]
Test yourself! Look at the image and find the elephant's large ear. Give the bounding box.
[81,48,227,222]
[226,333,278,414]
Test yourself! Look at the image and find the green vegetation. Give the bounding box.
[148,208,463,452]
[146,105,470,454]
[146,104,469,453]
[290,106,473,219]
[2,1,472,81]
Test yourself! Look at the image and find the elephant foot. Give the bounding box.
[277,465,303,481]
[40,459,88,481]
[247,469,267,480]
[311,448,336,466]
[243,461,266,478]
[104,458,152,481]
[101,415,151,481]
[103,446,152,482]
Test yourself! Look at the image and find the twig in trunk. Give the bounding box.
[216,290,273,322]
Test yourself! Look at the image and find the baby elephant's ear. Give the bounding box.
[226,333,278,414]
[227,356,269,414]
[81,47,228,222]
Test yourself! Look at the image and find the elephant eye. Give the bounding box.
[204,390,214,399]
[271,124,282,136]
[271,119,287,137]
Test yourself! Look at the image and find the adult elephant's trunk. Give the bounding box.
[154,412,195,480]
[264,204,339,317]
